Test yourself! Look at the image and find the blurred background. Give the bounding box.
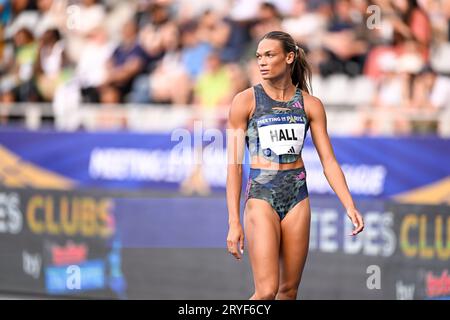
[0,0,449,300]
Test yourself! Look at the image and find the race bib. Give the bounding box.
[257,114,305,155]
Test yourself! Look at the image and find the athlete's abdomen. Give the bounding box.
[250,155,305,171]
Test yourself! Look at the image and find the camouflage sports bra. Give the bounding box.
[245,84,310,164]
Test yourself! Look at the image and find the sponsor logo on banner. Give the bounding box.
[395,281,415,300]
[1,131,449,198]
[22,251,42,279]
[309,209,396,257]
[26,194,114,238]
[425,269,450,299]
[51,241,88,266]
[45,260,105,294]
[88,147,228,187]
[0,192,23,234]
[400,213,450,260]
[0,188,125,299]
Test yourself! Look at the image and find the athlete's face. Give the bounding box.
[256,39,295,80]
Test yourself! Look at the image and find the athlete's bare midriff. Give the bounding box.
[250,155,305,171]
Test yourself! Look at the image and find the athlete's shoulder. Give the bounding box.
[232,87,255,105]
[301,90,326,121]
[230,87,255,114]
[301,90,324,108]
[228,87,255,124]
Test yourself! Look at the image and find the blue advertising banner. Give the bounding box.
[1,187,449,299]
[0,187,127,299]
[0,128,449,201]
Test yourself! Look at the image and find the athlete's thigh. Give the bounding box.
[279,197,311,291]
[244,198,281,289]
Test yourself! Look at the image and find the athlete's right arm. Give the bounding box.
[226,89,253,260]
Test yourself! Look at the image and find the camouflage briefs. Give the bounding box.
[245,166,308,221]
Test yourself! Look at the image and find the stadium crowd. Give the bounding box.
[1,0,450,134]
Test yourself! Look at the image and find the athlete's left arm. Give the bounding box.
[305,93,364,235]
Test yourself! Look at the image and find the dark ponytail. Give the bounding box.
[260,31,312,94]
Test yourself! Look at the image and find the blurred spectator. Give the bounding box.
[412,66,450,111]
[390,0,431,53]
[0,0,448,138]
[429,0,450,75]
[130,1,179,104]
[138,2,178,58]
[180,20,212,81]
[73,0,106,34]
[0,90,14,125]
[359,51,413,135]
[0,24,9,75]
[142,41,191,105]
[184,50,245,131]
[446,0,450,42]
[365,0,430,78]
[373,52,411,109]
[367,0,430,74]
[0,0,12,25]
[420,0,447,40]
[197,9,246,63]
[198,11,225,45]
[76,26,115,103]
[102,1,136,45]
[3,0,66,39]
[283,0,332,75]
[131,18,214,105]
[228,0,261,22]
[364,38,425,135]
[52,76,81,131]
[241,1,284,64]
[6,27,40,102]
[282,0,328,47]
[396,39,425,75]
[194,51,232,110]
[251,2,283,40]
[174,0,231,24]
[35,28,69,101]
[65,0,106,62]
[104,20,147,102]
[132,20,187,105]
[34,0,67,38]
[320,0,368,76]
[3,0,38,40]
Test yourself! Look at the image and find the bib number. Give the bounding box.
[257,114,305,155]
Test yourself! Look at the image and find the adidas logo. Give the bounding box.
[287,146,296,153]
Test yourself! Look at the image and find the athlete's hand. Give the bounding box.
[347,207,364,236]
[227,222,245,260]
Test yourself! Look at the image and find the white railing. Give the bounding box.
[0,102,449,137]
